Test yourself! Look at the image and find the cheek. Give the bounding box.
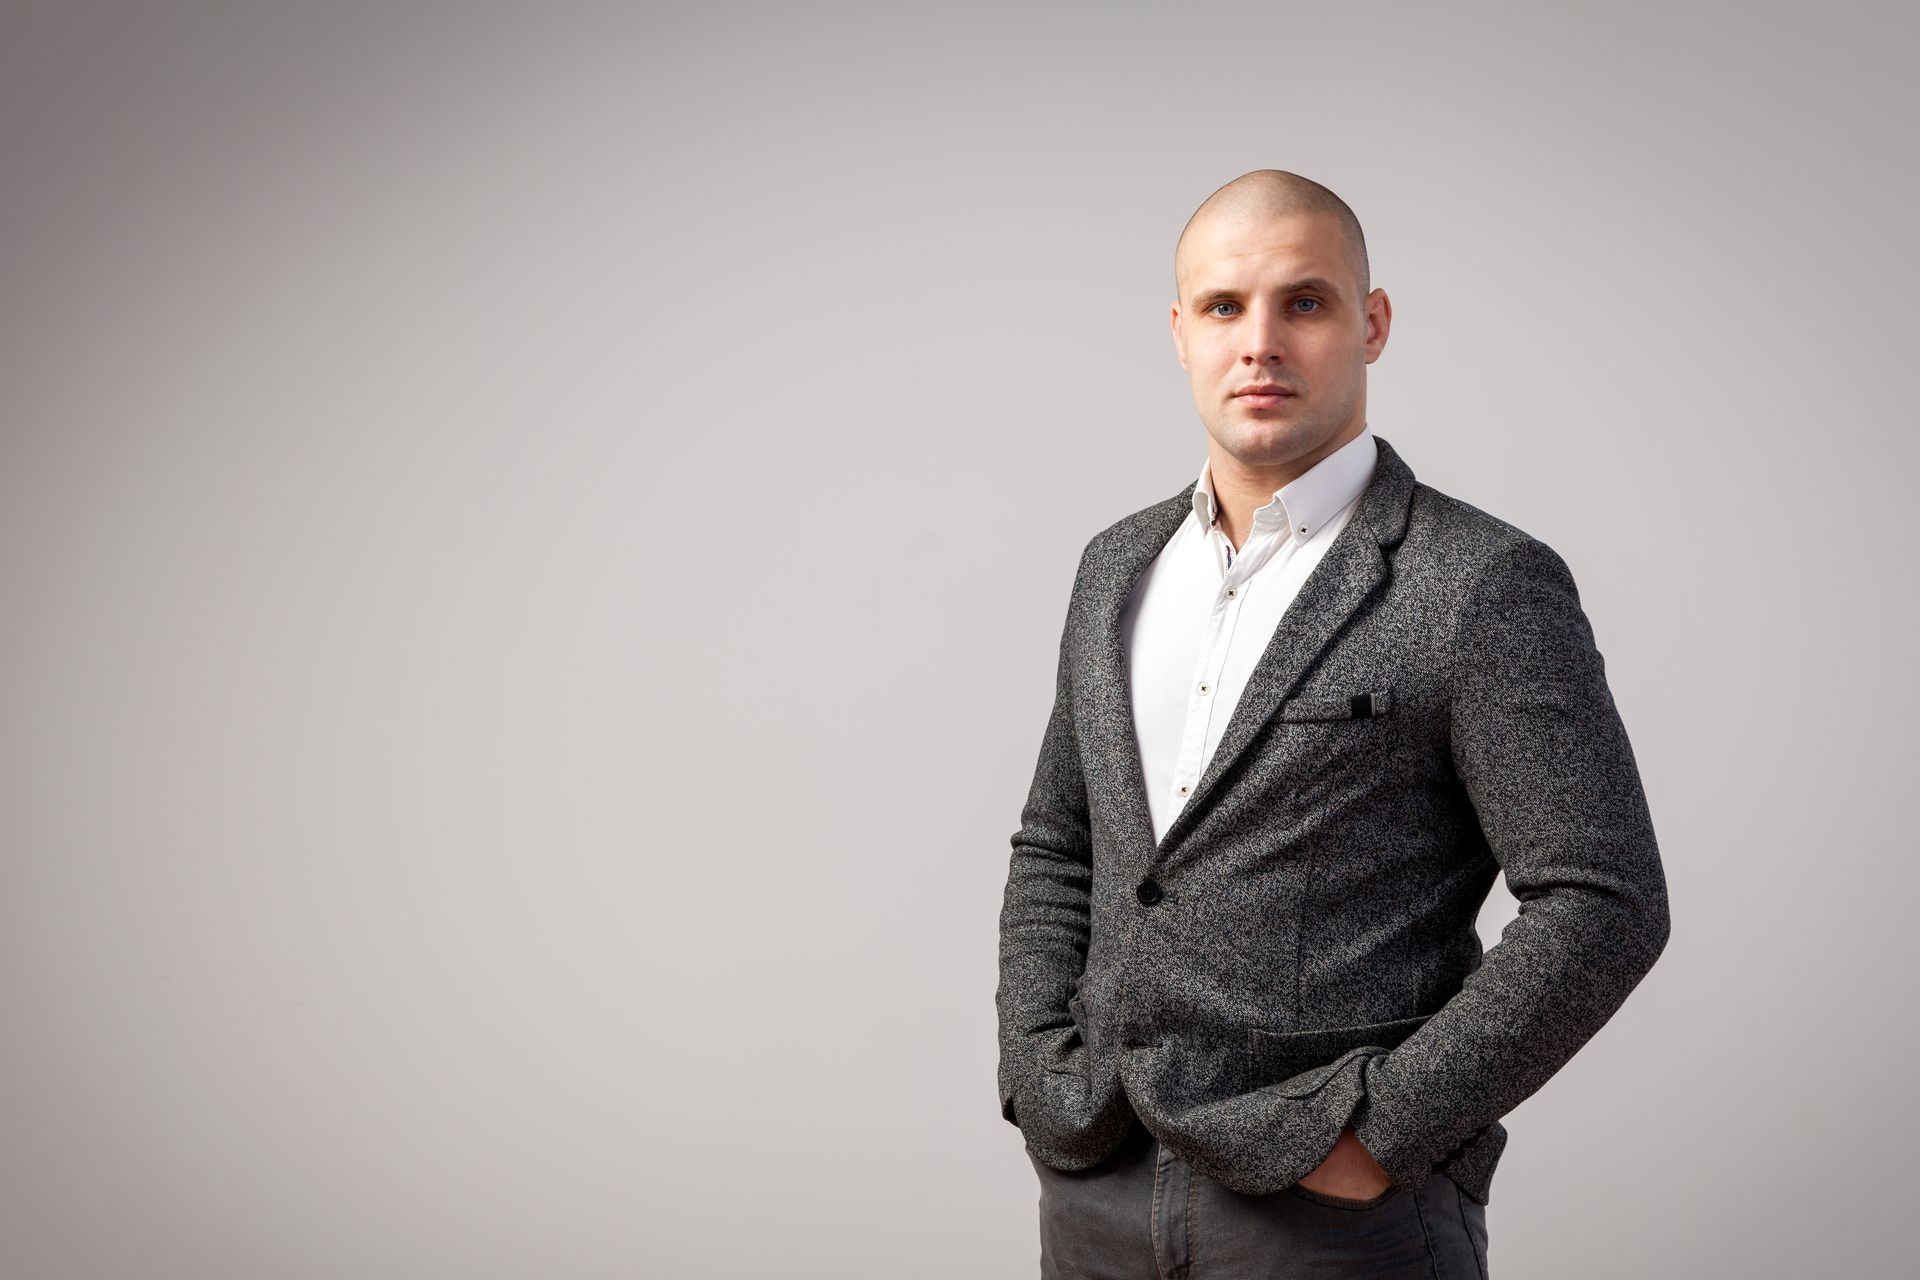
[1299,341,1353,381]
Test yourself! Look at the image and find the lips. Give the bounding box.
[1234,387,1296,408]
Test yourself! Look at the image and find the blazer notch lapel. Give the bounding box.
[1152,437,1416,858]
[1076,486,1195,867]
[1072,434,1416,869]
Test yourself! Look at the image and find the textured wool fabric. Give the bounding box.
[994,434,1671,1207]
[1128,423,1378,846]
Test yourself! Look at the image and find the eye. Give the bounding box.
[1207,302,1239,318]
[1293,297,1323,313]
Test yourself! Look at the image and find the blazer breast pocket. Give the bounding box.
[1276,688,1394,722]
[1266,687,1401,794]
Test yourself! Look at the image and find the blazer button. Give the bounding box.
[1136,878,1163,906]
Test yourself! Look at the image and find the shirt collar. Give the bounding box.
[1192,421,1378,542]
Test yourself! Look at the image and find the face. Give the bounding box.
[1170,210,1390,475]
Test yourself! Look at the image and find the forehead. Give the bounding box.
[1180,210,1352,295]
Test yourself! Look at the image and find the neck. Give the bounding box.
[1207,418,1366,547]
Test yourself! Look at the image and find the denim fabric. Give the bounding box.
[1028,1121,1489,1279]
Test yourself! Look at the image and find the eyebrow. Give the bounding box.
[1189,277,1342,310]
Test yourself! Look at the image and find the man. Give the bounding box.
[994,170,1670,1278]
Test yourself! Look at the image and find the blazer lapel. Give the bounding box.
[1077,486,1195,868]
[1079,435,1419,868]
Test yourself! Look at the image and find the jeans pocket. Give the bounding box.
[1284,1181,1406,1211]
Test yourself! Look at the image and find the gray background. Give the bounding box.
[2,2,1913,1276]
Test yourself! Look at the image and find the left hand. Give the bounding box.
[1295,1126,1393,1200]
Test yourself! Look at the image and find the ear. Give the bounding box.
[1169,303,1188,372]
[1363,289,1392,363]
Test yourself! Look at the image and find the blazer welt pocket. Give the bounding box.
[1277,688,1394,722]
[1248,1012,1430,1097]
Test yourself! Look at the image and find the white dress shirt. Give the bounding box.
[1119,423,1380,844]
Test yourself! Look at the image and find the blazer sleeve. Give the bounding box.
[1351,536,1672,1185]
[994,550,1096,1127]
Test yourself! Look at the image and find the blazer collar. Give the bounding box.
[1078,433,1418,867]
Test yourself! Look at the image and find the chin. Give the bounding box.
[1215,424,1313,461]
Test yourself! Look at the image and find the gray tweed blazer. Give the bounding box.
[994,434,1670,1207]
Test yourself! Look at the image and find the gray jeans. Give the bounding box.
[1027,1121,1489,1279]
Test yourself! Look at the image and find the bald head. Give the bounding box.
[1174,170,1370,307]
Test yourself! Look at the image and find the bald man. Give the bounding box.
[995,171,1669,1278]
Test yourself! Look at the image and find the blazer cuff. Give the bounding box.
[1350,1095,1435,1188]
[1350,1055,1495,1189]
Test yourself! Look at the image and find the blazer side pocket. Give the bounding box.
[1042,989,1091,1077]
[1248,1012,1431,1098]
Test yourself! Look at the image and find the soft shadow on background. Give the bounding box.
[2,3,1914,1276]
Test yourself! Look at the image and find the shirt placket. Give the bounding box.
[1166,522,1258,815]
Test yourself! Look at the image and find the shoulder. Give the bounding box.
[1089,480,1194,546]
[1074,480,1195,568]
[1402,478,1578,597]
[1399,482,1600,685]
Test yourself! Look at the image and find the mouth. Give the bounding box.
[1233,386,1297,408]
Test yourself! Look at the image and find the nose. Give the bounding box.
[1240,304,1288,366]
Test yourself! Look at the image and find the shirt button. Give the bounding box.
[1177,784,1190,795]
[1197,683,1210,695]
[1136,878,1163,906]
